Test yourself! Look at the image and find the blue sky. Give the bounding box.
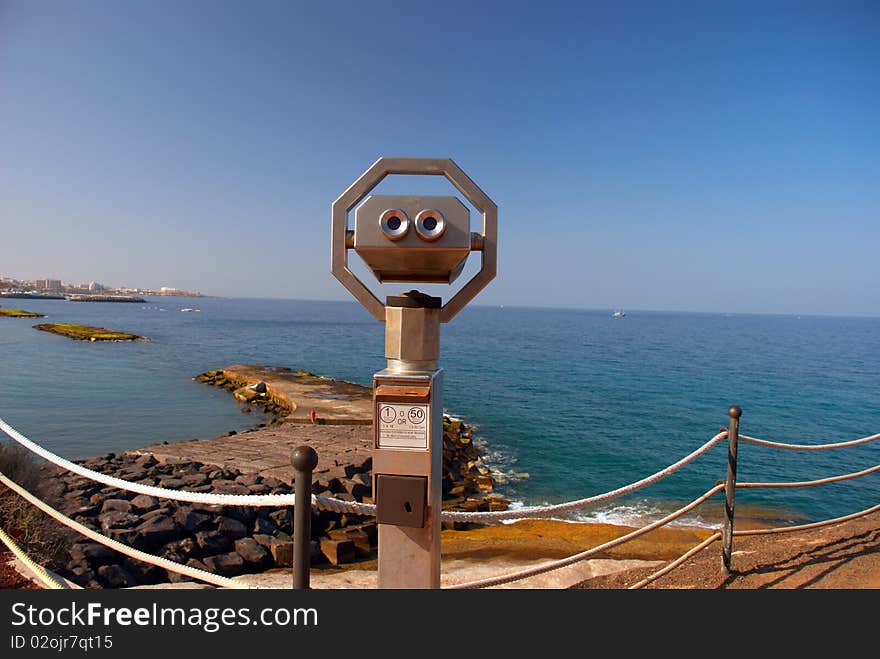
[1,1,877,316]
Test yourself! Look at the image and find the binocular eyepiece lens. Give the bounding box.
[415,209,446,241]
[379,209,410,241]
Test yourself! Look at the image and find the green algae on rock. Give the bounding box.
[0,309,44,318]
[32,323,149,342]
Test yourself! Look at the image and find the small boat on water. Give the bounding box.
[612,309,626,318]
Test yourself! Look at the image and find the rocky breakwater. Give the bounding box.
[45,417,507,588]
[194,369,292,419]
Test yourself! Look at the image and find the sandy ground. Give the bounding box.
[576,509,880,589]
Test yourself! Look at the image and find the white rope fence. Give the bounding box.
[734,503,880,537]
[2,413,877,590]
[0,523,65,590]
[628,531,721,590]
[0,417,727,522]
[737,463,880,489]
[0,471,252,589]
[739,432,880,451]
[444,430,729,522]
[448,484,725,589]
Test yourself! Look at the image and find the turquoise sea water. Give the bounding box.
[1,297,878,526]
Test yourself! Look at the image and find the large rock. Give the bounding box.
[97,564,137,588]
[215,516,248,539]
[174,508,212,533]
[160,538,198,563]
[101,499,132,514]
[195,530,232,554]
[99,511,139,534]
[233,538,270,568]
[203,552,245,577]
[223,505,257,526]
[319,538,355,565]
[133,515,179,550]
[268,509,292,532]
[122,557,165,585]
[129,494,158,512]
[270,541,294,567]
[252,516,278,535]
[70,542,118,563]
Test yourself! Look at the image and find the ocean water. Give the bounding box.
[1,296,878,526]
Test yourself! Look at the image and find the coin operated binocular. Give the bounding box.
[331,158,497,588]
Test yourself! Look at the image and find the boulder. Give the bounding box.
[133,515,180,550]
[181,473,209,487]
[97,564,138,588]
[134,454,158,468]
[233,387,259,403]
[140,507,173,522]
[99,511,139,534]
[195,530,232,554]
[174,508,212,533]
[252,517,278,535]
[268,509,292,532]
[122,557,165,585]
[268,539,293,567]
[234,538,270,568]
[215,516,248,539]
[223,505,257,526]
[160,537,198,563]
[101,499,132,514]
[70,542,118,563]
[129,494,159,512]
[319,538,355,565]
[203,552,245,577]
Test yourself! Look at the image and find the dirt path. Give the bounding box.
[576,509,880,589]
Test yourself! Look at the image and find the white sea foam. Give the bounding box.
[497,498,721,530]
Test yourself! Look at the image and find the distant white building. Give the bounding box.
[159,287,179,295]
[38,279,62,291]
[88,282,104,292]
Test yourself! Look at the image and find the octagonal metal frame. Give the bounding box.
[331,157,497,323]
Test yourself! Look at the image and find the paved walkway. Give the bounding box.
[137,423,373,483]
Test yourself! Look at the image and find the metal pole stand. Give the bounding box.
[722,405,741,574]
[373,291,443,589]
[291,445,318,589]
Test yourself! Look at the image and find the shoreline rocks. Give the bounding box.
[46,413,508,588]
[194,369,293,419]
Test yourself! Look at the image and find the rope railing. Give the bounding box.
[628,531,721,590]
[448,484,725,589]
[739,432,880,451]
[441,430,729,522]
[737,463,880,489]
[2,412,877,590]
[0,524,66,590]
[0,471,253,589]
[454,422,880,588]
[733,503,880,537]
[0,417,728,522]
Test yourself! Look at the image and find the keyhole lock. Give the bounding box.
[376,475,428,528]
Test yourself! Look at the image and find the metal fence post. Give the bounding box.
[291,445,318,589]
[722,405,741,574]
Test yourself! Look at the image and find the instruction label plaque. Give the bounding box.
[377,402,429,449]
